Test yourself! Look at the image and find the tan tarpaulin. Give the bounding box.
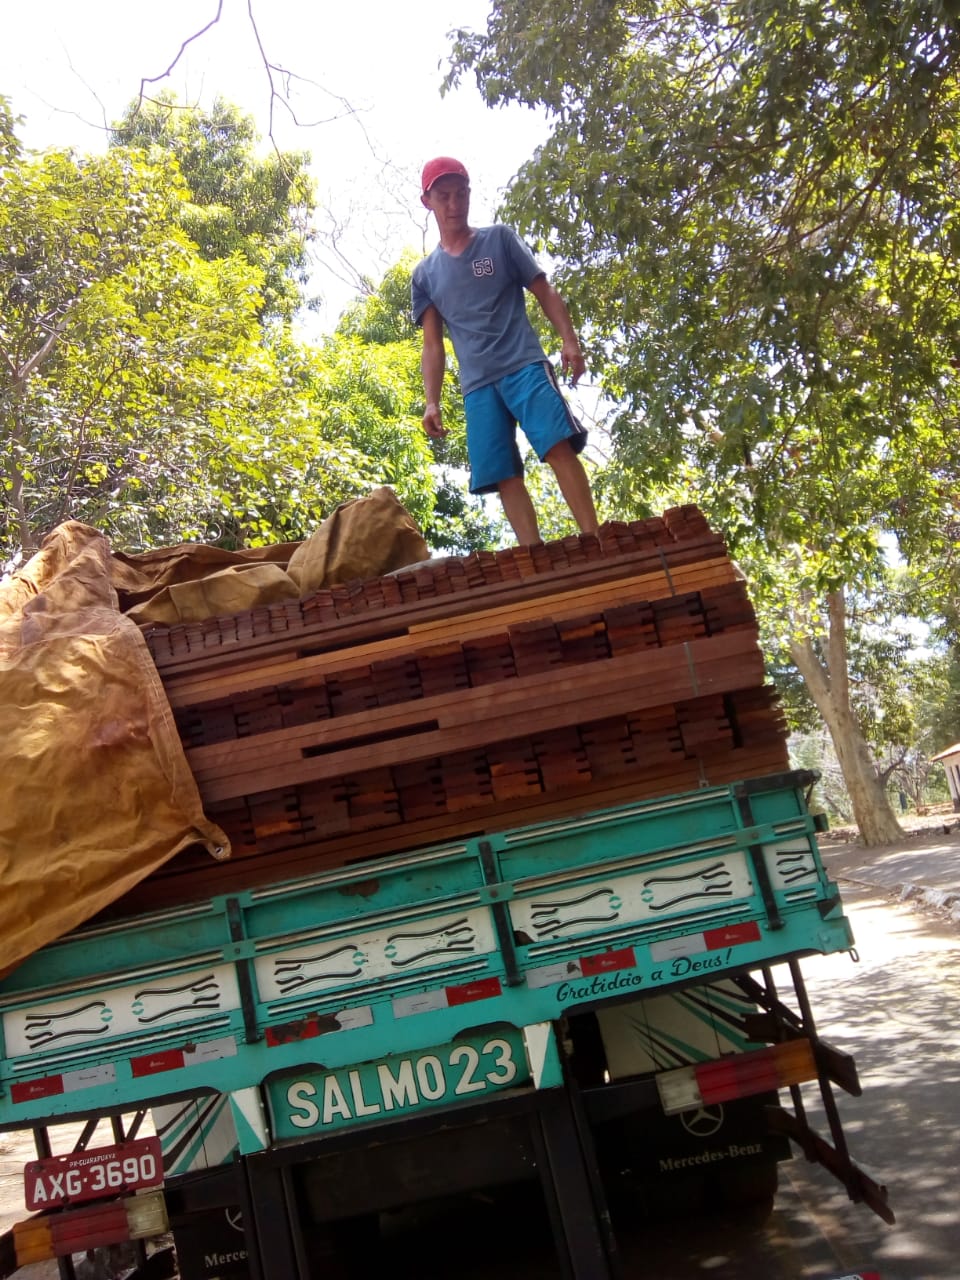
[122,486,430,626]
[1,486,432,970]
[0,523,229,976]
[286,486,429,596]
[111,538,300,614]
[124,562,301,626]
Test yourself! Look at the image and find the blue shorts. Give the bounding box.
[464,361,588,494]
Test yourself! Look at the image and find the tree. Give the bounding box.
[445,0,960,843]
[0,125,387,565]
[1,142,205,560]
[3,96,506,571]
[768,573,920,755]
[916,642,960,753]
[0,96,18,168]
[111,96,317,323]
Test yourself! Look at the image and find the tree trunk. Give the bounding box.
[789,588,903,846]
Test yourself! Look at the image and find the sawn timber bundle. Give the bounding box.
[128,505,789,914]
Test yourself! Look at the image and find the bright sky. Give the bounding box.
[1,0,550,332]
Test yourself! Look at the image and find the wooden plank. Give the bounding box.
[107,732,789,915]
[185,692,778,868]
[195,650,748,801]
[99,509,795,915]
[157,566,672,705]
[147,533,732,684]
[160,557,737,715]
[185,630,762,785]
[190,639,764,803]
[106,761,707,912]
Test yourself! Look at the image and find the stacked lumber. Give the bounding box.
[123,506,789,914]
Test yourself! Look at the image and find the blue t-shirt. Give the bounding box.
[411,224,548,395]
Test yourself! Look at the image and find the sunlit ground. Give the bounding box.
[771,886,960,1279]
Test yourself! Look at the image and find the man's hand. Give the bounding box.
[560,338,586,387]
[527,276,587,387]
[423,402,448,439]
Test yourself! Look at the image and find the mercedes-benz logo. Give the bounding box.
[679,1103,725,1137]
[225,1207,244,1232]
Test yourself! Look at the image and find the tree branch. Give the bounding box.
[136,1,225,106]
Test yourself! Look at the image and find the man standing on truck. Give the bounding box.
[412,156,600,546]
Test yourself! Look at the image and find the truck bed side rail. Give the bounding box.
[0,772,851,1129]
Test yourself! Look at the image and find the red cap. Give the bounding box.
[421,156,469,196]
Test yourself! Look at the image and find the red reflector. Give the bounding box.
[50,1202,129,1253]
[693,1039,817,1106]
[696,1052,779,1105]
[266,1018,321,1047]
[580,948,636,976]
[446,977,502,1006]
[11,1076,64,1104]
[704,921,761,950]
[13,1200,132,1262]
[130,1049,185,1077]
[14,1193,166,1266]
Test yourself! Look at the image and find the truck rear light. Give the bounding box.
[124,1190,169,1238]
[13,1191,168,1266]
[656,1038,817,1115]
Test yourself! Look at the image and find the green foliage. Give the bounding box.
[0,96,20,169]
[921,644,960,751]
[0,139,441,565]
[337,256,420,345]
[448,1,960,589]
[873,645,958,809]
[312,333,437,524]
[1,145,197,557]
[0,105,501,570]
[445,1,960,837]
[111,96,317,323]
[425,476,504,557]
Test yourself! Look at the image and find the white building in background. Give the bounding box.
[931,743,960,813]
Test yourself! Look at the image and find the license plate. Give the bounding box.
[269,1027,531,1139]
[24,1136,163,1211]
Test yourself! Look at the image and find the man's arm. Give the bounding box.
[527,274,586,386]
[420,305,448,438]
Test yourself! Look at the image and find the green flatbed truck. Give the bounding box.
[0,768,891,1279]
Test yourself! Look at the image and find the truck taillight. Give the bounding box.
[656,1038,817,1115]
[13,1191,167,1266]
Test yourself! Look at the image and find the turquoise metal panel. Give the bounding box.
[3,900,232,993]
[0,774,853,1132]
